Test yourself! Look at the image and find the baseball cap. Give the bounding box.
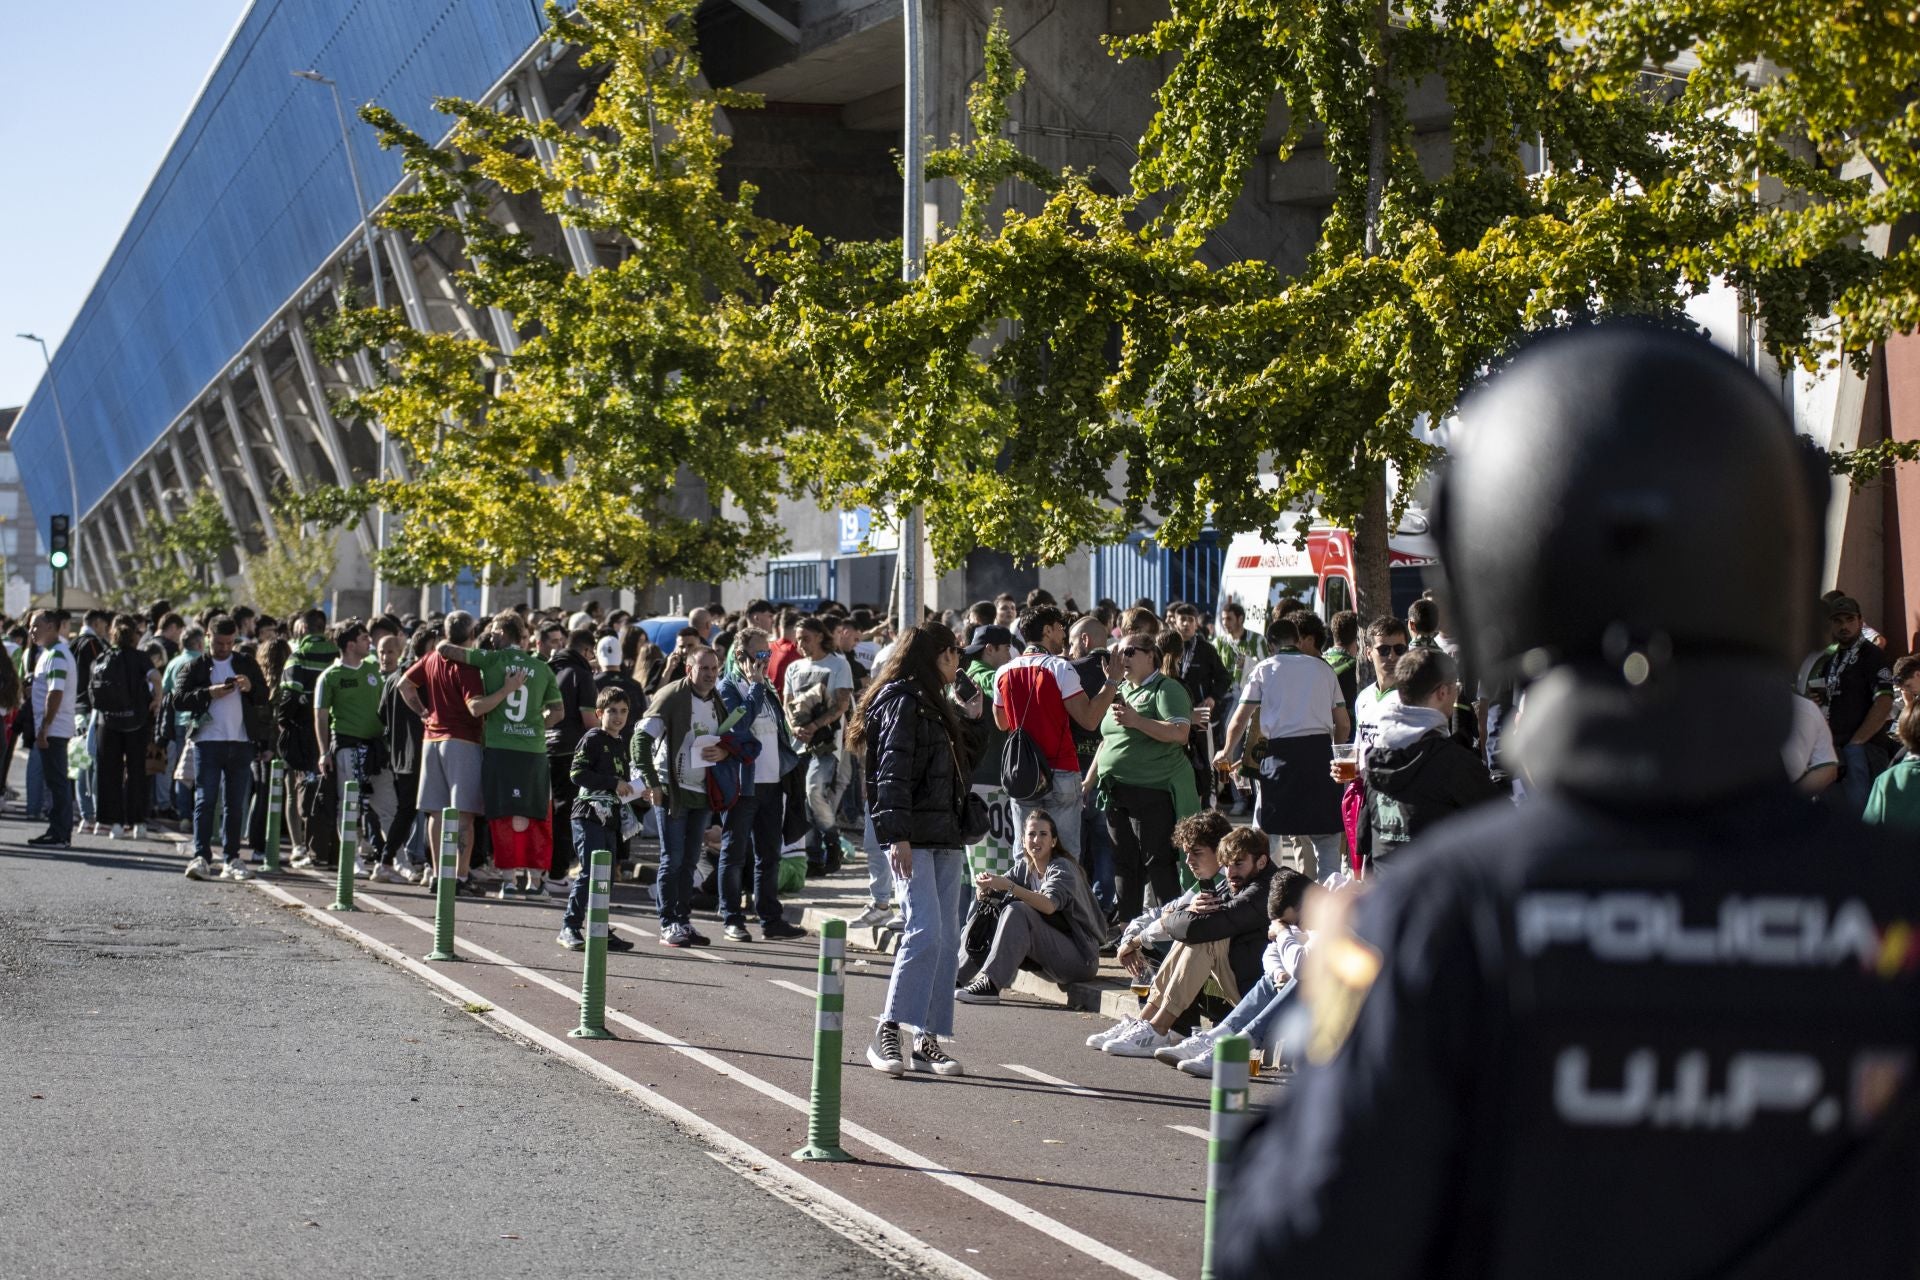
[963,624,1016,656]
[568,611,594,632]
[596,635,623,668]
[1826,595,1862,619]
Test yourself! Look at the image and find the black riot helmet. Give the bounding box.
[1433,325,1826,688]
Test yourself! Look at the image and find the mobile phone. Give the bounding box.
[954,670,980,702]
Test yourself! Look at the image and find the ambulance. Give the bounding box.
[1217,509,1441,633]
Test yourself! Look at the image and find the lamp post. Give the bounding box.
[896,0,926,633]
[293,68,390,606]
[16,333,81,600]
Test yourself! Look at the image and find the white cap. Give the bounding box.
[596,635,623,669]
[568,611,594,632]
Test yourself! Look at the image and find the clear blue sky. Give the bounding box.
[0,0,251,411]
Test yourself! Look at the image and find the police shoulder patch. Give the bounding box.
[1307,932,1383,1066]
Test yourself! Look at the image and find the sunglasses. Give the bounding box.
[750,650,772,661]
[1119,646,1150,657]
[1374,643,1409,656]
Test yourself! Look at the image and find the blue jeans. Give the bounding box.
[720,790,788,927]
[565,812,613,932]
[1080,787,1115,916]
[652,804,711,928]
[1217,971,1299,1058]
[193,740,253,861]
[862,810,894,908]
[78,716,99,822]
[1840,742,1874,816]
[881,846,965,1037]
[26,740,45,817]
[1011,769,1082,858]
[38,737,71,840]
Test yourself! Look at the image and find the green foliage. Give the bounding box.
[319,0,826,590]
[112,488,235,614]
[244,492,339,620]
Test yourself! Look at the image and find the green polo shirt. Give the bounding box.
[316,659,384,740]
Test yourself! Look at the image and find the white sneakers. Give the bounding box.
[369,863,402,884]
[352,857,373,880]
[220,859,254,881]
[849,904,892,929]
[183,857,215,881]
[1102,1021,1175,1057]
[130,823,146,840]
[1087,1017,1144,1049]
[1154,1029,1219,1066]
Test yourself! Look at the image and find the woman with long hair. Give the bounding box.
[847,623,975,1077]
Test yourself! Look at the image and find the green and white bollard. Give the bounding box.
[262,759,284,873]
[328,778,360,912]
[568,844,615,1040]
[425,808,460,962]
[1200,1033,1253,1280]
[792,917,852,1162]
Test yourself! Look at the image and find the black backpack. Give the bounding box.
[89,650,145,732]
[997,675,1055,802]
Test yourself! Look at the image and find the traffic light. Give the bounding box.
[48,514,70,572]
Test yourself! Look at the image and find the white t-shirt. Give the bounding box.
[31,640,75,740]
[1238,650,1344,740]
[784,653,853,748]
[1353,682,1401,767]
[202,654,248,742]
[1782,693,1839,783]
[751,694,781,786]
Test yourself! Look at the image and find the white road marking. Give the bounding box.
[1166,1124,1211,1141]
[277,872,1180,1280]
[1001,1064,1112,1098]
[250,877,989,1280]
[769,979,818,999]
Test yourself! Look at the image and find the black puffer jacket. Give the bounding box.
[863,679,967,848]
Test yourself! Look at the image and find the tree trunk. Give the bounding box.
[1352,0,1394,622]
[1352,466,1394,621]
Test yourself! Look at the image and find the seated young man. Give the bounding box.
[1110,810,1232,988]
[1157,868,1315,1075]
[1090,826,1277,1057]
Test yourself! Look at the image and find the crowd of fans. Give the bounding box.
[0,576,1906,1077]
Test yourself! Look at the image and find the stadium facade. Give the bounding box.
[11,0,1920,635]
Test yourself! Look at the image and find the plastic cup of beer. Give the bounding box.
[1130,979,1151,999]
[1331,743,1358,783]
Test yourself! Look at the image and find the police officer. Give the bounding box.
[1215,326,1920,1278]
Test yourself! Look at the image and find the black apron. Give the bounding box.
[1255,732,1342,834]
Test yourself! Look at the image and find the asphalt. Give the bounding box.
[0,833,904,1280]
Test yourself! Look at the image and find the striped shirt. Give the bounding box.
[32,639,75,740]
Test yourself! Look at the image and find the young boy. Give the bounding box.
[1157,868,1315,1076]
[556,687,640,952]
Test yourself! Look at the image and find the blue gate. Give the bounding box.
[1090,530,1224,613]
[765,557,837,610]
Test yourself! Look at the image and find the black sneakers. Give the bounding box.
[867,1020,906,1077]
[954,974,1000,1005]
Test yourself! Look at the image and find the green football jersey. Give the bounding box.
[461,646,561,753]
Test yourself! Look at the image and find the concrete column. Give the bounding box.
[250,351,307,493]
[86,524,118,594]
[186,412,246,539]
[110,500,136,561]
[146,464,174,518]
[288,314,378,560]
[521,71,599,276]
[218,383,279,542]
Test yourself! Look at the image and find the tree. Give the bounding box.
[244,493,338,620]
[110,488,235,614]
[315,0,828,592]
[780,4,1920,616]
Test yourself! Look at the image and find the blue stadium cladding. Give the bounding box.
[8,0,551,545]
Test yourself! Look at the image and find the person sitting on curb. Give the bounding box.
[1110,809,1232,989]
[1157,868,1316,1076]
[1091,825,1277,1057]
[954,810,1106,1004]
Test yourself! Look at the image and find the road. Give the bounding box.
[2,820,1264,1280]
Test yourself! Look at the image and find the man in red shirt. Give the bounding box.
[994,605,1118,856]
[765,608,802,697]
[397,610,486,889]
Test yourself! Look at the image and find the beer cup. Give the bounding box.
[1331,743,1358,783]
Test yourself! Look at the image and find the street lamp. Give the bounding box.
[16,333,82,600]
[293,67,391,604]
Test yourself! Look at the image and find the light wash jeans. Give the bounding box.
[862,810,894,908]
[1217,971,1299,1060]
[1011,769,1082,858]
[77,715,99,822]
[804,750,849,858]
[881,846,965,1038]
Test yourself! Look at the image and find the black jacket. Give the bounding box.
[863,679,967,848]
[380,669,424,776]
[547,648,596,758]
[173,651,272,749]
[1166,861,1276,995]
[1362,720,1502,867]
[1180,633,1233,708]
